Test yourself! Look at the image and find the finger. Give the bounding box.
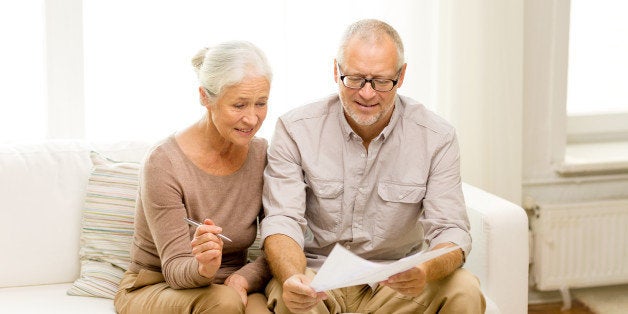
[194,224,223,238]
[284,277,318,298]
[283,289,317,311]
[388,266,424,284]
[284,286,325,311]
[285,294,320,312]
[192,219,213,237]
[191,239,222,255]
[316,291,328,300]
[191,237,223,253]
[286,290,318,303]
[195,249,221,264]
[192,227,225,244]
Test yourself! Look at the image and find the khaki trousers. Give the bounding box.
[114,269,272,314]
[265,268,485,314]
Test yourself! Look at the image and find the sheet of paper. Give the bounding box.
[309,244,460,292]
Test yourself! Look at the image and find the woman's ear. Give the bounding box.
[199,86,211,107]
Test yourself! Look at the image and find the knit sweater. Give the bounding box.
[129,135,270,292]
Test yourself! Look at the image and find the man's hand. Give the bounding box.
[379,264,428,297]
[282,274,327,313]
[225,273,249,306]
[381,243,464,297]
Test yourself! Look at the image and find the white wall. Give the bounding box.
[435,0,524,204]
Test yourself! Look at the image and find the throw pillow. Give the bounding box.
[67,151,140,299]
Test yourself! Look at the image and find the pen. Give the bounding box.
[184,217,233,243]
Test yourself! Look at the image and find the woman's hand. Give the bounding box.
[225,273,250,306]
[190,219,224,279]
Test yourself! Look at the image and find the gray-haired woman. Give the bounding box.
[114,41,272,314]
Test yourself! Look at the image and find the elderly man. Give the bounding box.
[262,19,485,314]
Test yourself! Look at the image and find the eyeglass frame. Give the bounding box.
[336,64,402,92]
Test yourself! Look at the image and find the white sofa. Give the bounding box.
[0,140,528,314]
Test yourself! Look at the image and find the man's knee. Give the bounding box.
[437,268,485,313]
[443,268,482,294]
[264,277,283,311]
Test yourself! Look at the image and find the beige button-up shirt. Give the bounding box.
[261,94,470,269]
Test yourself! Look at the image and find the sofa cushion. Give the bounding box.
[0,283,115,313]
[67,152,140,299]
[0,141,93,287]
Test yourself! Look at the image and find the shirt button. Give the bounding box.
[360,153,366,158]
[358,187,364,193]
[345,244,351,250]
[398,195,404,200]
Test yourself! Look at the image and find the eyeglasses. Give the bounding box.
[337,64,400,92]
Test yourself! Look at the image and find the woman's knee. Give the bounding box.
[246,293,271,314]
[194,285,245,314]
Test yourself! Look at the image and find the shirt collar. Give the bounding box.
[380,96,403,141]
[337,96,403,143]
[337,100,354,142]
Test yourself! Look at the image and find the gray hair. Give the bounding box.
[192,41,272,99]
[336,19,405,71]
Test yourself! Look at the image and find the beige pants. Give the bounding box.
[114,269,272,314]
[265,268,485,314]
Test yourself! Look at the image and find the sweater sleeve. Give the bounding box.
[139,147,213,289]
[233,253,271,293]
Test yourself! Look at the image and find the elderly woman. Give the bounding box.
[114,41,272,314]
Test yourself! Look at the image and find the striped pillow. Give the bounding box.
[67,151,140,299]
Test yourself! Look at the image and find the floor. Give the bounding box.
[528,283,628,314]
[528,300,595,314]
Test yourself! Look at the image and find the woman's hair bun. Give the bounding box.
[191,47,209,73]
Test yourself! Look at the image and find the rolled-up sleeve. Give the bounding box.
[261,118,308,248]
[421,131,472,258]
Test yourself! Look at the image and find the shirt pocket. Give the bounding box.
[306,177,344,236]
[374,181,426,240]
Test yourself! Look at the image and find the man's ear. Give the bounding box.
[333,59,339,83]
[395,63,408,89]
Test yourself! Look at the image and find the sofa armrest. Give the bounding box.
[462,183,529,314]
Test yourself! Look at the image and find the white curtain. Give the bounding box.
[435,0,523,203]
[82,0,436,141]
[1,0,524,203]
[0,1,46,141]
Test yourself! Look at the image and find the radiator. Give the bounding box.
[531,199,628,290]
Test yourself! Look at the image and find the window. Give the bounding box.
[566,0,628,143]
[556,0,628,175]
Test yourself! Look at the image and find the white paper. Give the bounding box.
[309,244,460,292]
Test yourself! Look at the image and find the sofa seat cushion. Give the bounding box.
[0,283,114,313]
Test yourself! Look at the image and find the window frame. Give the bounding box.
[567,113,628,143]
[542,0,628,176]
